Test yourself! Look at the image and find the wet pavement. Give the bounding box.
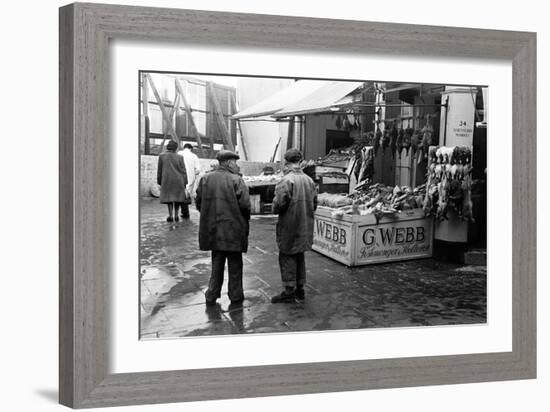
[140,198,487,339]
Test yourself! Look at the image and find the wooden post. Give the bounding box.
[207,81,234,151]
[159,93,180,152]
[174,78,205,156]
[144,73,180,146]
[205,93,216,157]
[286,116,295,150]
[271,136,282,163]
[236,120,249,161]
[229,92,248,160]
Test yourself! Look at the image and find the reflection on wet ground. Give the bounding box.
[140,198,487,339]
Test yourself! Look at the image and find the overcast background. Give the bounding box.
[0,1,547,411]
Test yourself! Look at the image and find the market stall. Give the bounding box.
[313,183,433,266]
[243,173,282,214]
[231,79,485,264]
[302,149,352,194]
[311,144,474,266]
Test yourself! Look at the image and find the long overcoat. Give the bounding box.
[196,165,251,252]
[272,165,318,254]
[157,152,188,204]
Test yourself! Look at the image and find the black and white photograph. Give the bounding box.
[2,0,546,410]
[139,72,488,339]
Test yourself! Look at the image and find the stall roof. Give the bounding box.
[271,81,363,118]
[232,80,327,120]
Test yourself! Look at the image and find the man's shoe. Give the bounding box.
[295,287,305,301]
[181,214,190,219]
[271,290,295,304]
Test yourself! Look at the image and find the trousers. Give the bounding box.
[278,252,306,288]
[205,251,244,303]
[179,202,189,217]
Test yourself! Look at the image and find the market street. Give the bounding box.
[140,199,486,339]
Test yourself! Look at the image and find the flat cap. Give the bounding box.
[284,148,303,163]
[216,150,240,162]
[166,140,178,151]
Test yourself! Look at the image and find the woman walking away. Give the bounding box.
[157,140,188,222]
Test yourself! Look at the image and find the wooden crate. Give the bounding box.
[312,207,433,266]
[261,202,273,214]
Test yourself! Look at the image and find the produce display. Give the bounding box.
[243,174,282,186]
[318,182,426,222]
[423,146,474,222]
[303,144,374,186]
[312,149,352,165]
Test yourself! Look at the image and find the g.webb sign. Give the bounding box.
[312,207,433,266]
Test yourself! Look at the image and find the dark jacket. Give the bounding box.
[196,165,251,252]
[157,152,188,204]
[272,165,318,254]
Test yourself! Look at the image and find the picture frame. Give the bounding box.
[59,2,536,408]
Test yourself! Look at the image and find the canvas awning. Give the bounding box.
[271,81,363,118]
[232,80,327,120]
[233,80,364,120]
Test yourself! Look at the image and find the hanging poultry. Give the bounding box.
[358,146,375,184]
[373,124,381,156]
[422,145,475,221]
[381,127,390,152]
[403,121,413,156]
[461,175,474,222]
[335,115,342,130]
[435,173,450,220]
[396,122,405,159]
[389,122,398,158]
[342,115,351,131]
[411,128,421,157]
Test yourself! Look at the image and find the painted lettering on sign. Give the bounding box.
[313,238,349,258]
[362,226,425,246]
[452,120,473,138]
[356,218,432,264]
[313,212,433,265]
[315,219,346,245]
[359,244,431,259]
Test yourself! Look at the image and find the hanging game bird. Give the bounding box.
[373,127,382,156]
[403,125,413,156]
[396,124,405,158]
[381,128,390,152]
[389,122,398,158]
[411,128,421,157]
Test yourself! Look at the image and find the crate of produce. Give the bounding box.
[313,207,433,266]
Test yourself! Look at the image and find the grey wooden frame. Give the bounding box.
[59,2,536,408]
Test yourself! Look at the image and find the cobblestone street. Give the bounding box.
[140,198,486,339]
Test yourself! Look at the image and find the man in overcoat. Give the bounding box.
[271,148,317,303]
[196,150,251,305]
